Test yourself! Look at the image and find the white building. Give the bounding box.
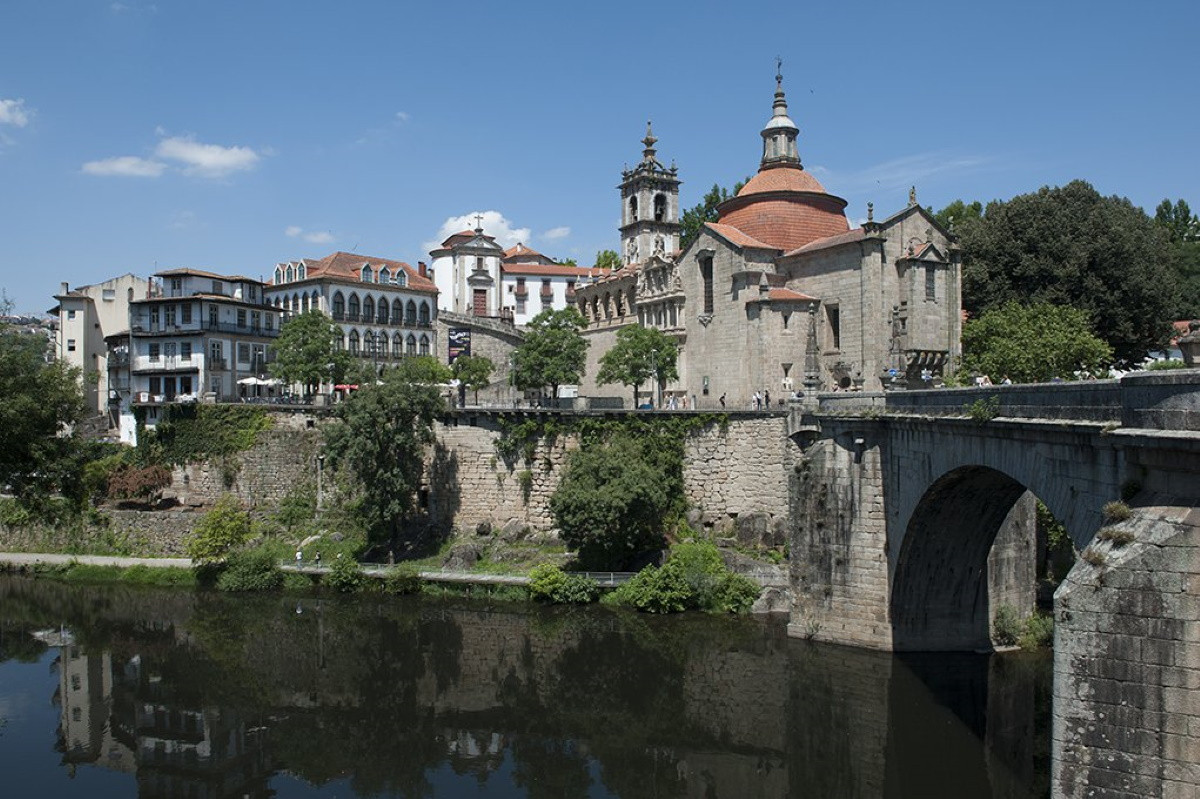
[49,274,149,419]
[499,243,601,325]
[267,251,439,366]
[126,269,283,438]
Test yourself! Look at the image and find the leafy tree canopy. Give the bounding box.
[549,434,684,569]
[595,249,622,270]
[185,494,252,564]
[324,357,446,541]
[1155,198,1199,243]
[512,308,588,399]
[958,180,1182,365]
[961,302,1113,383]
[928,199,983,232]
[1155,199,1200,318]
[0,323,86,501]
[679,180,747,252]
[451,354,494,403]
[269,310,353,395]
[596,324,679,407]
[558,257,578,266]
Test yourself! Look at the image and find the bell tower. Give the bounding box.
[618,122,681,266]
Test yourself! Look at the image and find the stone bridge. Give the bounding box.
[787,371,1200,798]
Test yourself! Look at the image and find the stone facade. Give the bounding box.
[435,311,525,406]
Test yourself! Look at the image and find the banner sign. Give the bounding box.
[448,328,471,363]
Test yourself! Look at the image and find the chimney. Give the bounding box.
[61,282,69,295]
[418,261,428,278]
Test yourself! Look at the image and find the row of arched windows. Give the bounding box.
[274,263,308,284]
[330,292,432,326]
[359,265,407,286]
[273,292,320,313]
[578,289,636,324]
[339,329,431,358]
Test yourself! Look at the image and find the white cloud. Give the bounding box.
[540,226,571,241]
[423,210,531,253]
[0,98,30,128]
[154,136,261,178]
[81,155,166,177]
[395,111,410,123]
[286,226,334,244]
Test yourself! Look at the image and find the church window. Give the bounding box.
[629,196,638,221]
[332,292,345,320]
[925,265,936,300]
[699,256,714,314]
[826,305,841,350]
[654,193,666,222]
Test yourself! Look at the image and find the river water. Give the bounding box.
[0,575,1051,798]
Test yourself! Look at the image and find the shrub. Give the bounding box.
[105,463,172,503]
[382,568,422,595]
[528,563,599,604]
[1080,547,1107,567]
[216,549,283,592]
[185,495,252,563]
[1101,501,1132,523]
[1019,612,1055,650]
[992,604,1022,646]
[606,541,760,614]
[609,563,693,613]
[324,555,364,593]
[1096,526,1135,546]
[964,395,1000,423]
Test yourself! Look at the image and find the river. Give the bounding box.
[0,575,1052,797]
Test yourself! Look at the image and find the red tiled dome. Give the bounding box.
[716,166,849,251]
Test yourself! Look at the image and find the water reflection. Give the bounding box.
[0,575,1051,798]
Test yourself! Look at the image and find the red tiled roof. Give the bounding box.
[737,166,829,196]
[715,163,850,251]
[502,242,554,263]
[155,267,262,284]
[300,251,437,293]
[441,229,496,248]
[767,287,818,302]
[784,227,867,257]
[501,264,603,278]
[705,222,780,251]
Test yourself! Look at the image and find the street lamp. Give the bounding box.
[317,453,325,511]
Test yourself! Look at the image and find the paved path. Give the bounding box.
[0,552,192,568]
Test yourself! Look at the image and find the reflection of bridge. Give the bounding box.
[787,371,1200,798]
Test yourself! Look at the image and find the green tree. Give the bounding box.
[324,357,446,542]
[1155,199,1200,317]
[596,324,679,407]
[679,180,747,251]
[512,308,588,401]
[928,199,983,232]
[185,494,252,564]
[269,309,352,395]
[451,354,494,404]
[549,434,683,569]
[959,180,1181,366]
[0,321,86,501]
[558,256,578,266]
[1154,198,1199,243]
[595,249,622,270]
[961,302,1113,383]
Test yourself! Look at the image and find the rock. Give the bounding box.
[498,519,528,541]
[442,543,482,571]
[751,586,791,615]
[736,512,770,546]
[684,508,705,530]
[475,521,493,537]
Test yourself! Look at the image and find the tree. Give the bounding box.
[512,308,588,401]
[270,309,352,395]
[324,357,446,541]
[596,324,678,407]
[0,322,86,501]
[1154,199,1199,243]
[928,199,983,232]
[959,180,1182,366]
[185,494,252,564]
[594,249,622,270]
[961,302,1113,383]
[679,180,747,251]
[548,434,682,569]
[1155,199,1200,318]
[558,257,578,266]
[451,354,494,404]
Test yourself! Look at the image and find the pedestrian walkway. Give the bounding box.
[0,552,192,568]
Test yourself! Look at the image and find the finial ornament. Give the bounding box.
[775,56,783,87]
[474,213,484,232]
[867,202,874,222]
[908,186,917,207]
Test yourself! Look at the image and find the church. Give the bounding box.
[575,71,962,406]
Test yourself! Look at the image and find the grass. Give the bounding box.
[15,561,197,588]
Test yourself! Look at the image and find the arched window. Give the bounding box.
[293,292,300,311]
[360,265,372,283]
[405,300,417,326]
[310,291,320,312]
[335,332,345,351]
[591,297,599,321]
[406,334,417,355]
[654,193,667,222]
[363,296,375,323]
[274,267,283,284]
[616,293,625,316]
[285,265,294,282]
[419,335,430,356]
[629,195,638,221]
[348,293,360,321]
[348,330,360,355]
[603,292,612,319]
[378,332,389,357]
[379,267,390,284]
[418,302,430,326]
[392,298,403,324]
[393,332,403,355]
[377,297,389,324]
[395,270,407,287]
[297,264,306,280]
[332,292,345,319]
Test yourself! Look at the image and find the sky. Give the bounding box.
[1,0,1197,315]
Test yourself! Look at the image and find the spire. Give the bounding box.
[760,61,801,170]
[642,120,657,162]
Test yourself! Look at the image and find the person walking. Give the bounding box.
[719,393,726,408]
[295,549,303,566]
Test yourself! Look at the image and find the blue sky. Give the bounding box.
[1,0,1196,314]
